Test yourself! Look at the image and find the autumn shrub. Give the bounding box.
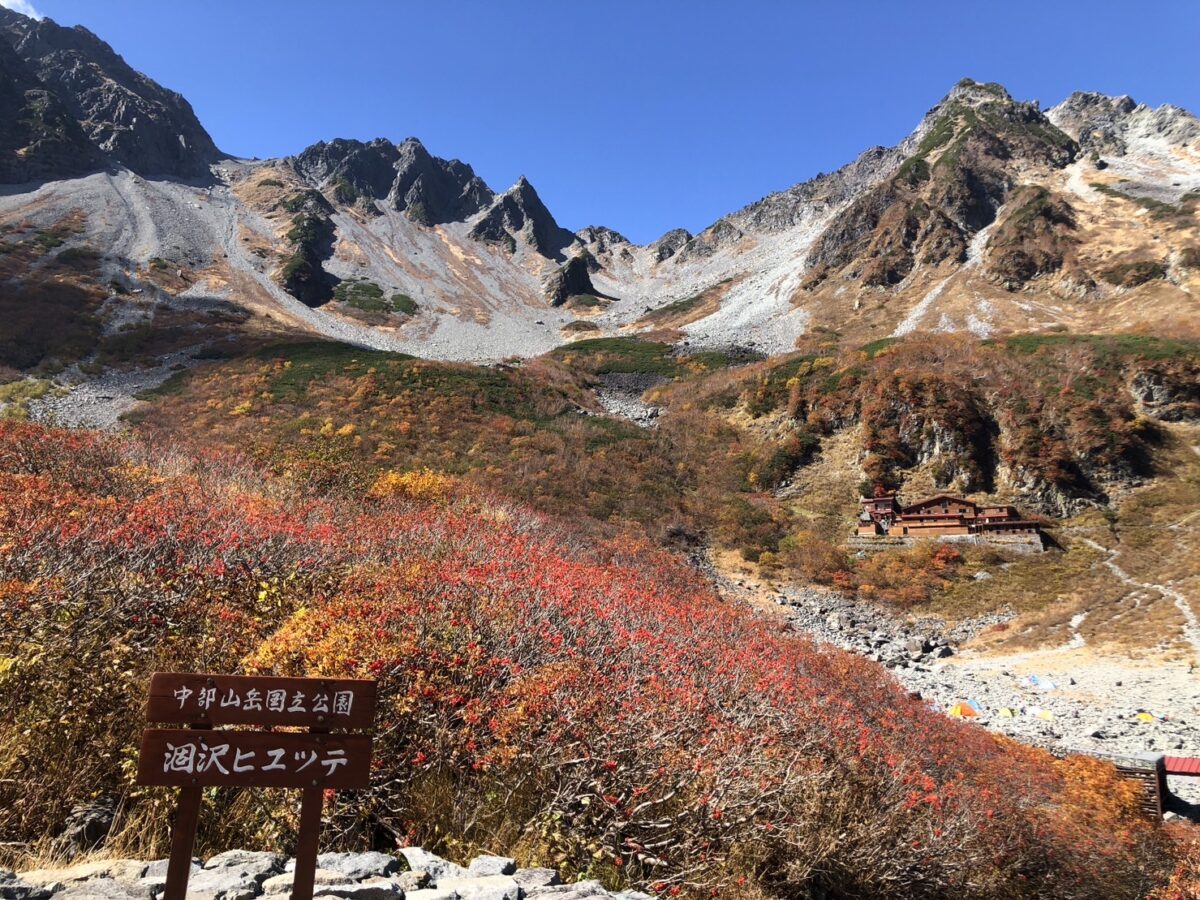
[1152,823,1200,900]
[369,468,459,503]
[0,422,1180,898]
[852,542,965,608]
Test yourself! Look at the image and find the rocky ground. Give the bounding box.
[25,352,196,430]
[592,374,665,427]
[3,849,648,900]
[706,558,1200,818]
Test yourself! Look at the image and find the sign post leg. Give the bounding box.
[163,786,202,900]
[291,786,324,900]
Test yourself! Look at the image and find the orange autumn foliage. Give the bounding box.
[0,421,1185,898]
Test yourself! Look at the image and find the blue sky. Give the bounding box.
[8,0,1200,243]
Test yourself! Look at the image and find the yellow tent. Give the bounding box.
[998,707,1016,718]
[1136,712,1156,723]
[948,703,979,718]
[1036,709,1053,720]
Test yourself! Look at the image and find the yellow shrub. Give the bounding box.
[369,468,458,503]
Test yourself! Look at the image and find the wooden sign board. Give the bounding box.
[135,672,377,900]
[146,672,376,728]
[137,730,371,789]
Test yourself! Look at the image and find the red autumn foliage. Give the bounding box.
[0,421,1187,898]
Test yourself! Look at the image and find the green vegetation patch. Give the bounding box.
[859,337,900,359]
[391,293,418,315]
[996,333,1199,364]
[50,246,102,271]
[562,321,600,334]
[551,337,739,378]
[32,229,65,251]
[566,294,605,310]
[640,292,706,324]
[0,378,55,420]
[1098,260,1167,288]
[552,337,682,376]
[333,279,387,311]
[332,280,418,315]
[1090,182,1193,219]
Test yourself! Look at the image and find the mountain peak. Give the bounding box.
[0,6,219,179]
[946,77,1014,104]
[1048,90,1200,155]
[469,175,574,259]
[293,135,494,224]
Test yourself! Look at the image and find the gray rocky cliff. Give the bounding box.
[0,6,220,180]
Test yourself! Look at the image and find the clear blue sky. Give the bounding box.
[13,0,1200,243]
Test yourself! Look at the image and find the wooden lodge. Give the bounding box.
[856,493,1042,540]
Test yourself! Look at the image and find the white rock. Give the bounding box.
[262,869,347,894]
[512,869,560,890]
[398,850,467,883]
[311,877,403,900]
[466,858,515,878]
[19,862,147,887]
[405,890,460,900]
[436,876,521,900]
[51,879,147,900]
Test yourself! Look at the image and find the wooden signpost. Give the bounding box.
[136,673,377,900]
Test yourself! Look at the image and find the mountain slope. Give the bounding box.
[0,4,1196,369]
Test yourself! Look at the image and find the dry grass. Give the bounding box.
[934,426,1200,656]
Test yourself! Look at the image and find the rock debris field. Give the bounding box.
[3,849,650,900]
[710,567,1200,816]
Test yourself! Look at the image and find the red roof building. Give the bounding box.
[857,493,1042,540]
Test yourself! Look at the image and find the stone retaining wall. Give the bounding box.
[2,849,650,900]
[848,532,1044,555]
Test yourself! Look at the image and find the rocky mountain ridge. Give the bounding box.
[0,2,1197,363]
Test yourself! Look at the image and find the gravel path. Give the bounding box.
[1080,537,1200,661]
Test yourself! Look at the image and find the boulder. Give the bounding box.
[180,868,265,900]
[305,854,402,882]
[0,870,53,900]
[142,860,199,880]
[55,797,119,856]
[19,861,146,888]
[187,851,285,900]
[406,890,460,900]
[311,878,403,900]
[524,880,609,899]
[139,859,200,894]
[52,879,148,900]
[262,869,348,894]
[203,851,285,876]
[398,849,467,883]
[466,858,515,878]
[512,869,560,891]
[436,875,521,900]
[395,871,431,891]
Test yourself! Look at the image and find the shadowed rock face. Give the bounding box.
[544,253,601,305]
[292,137,494,225]
[0,7,220,180]
[648,227,692,262]
[0,36,100,182]
[468,176,575,259]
